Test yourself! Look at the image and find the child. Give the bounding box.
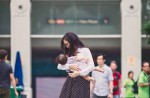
[56,53,104,82]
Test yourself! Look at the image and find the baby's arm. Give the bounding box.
[93,66,104,73]
[58,63,81,72]
[57,63,70,70]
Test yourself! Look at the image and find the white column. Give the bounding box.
[10,0,32,98]
[121,0,141,81]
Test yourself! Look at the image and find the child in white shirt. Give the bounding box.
[56,53,104,82]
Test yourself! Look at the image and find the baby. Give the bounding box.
[56,53,104,82]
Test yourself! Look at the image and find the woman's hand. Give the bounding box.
[69,64,80,71]
[68,71,80,78]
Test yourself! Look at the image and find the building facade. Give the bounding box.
[0,0,150,98]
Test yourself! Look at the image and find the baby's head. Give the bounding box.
[56,54,67,65]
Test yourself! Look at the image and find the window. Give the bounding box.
[31,1,121,35]
[0,1,10,34]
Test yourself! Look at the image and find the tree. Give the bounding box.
[142,21,150,44]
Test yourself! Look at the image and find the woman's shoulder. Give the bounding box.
[78,47,90,52]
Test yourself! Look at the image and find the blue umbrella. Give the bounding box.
[14,51,24,87]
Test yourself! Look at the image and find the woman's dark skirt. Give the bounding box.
[59,76,90,98]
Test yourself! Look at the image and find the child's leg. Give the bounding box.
[83,75,93,81]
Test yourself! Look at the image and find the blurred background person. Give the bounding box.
[0,49,18,98]
[91,53,114,98]
[123,71,135,98]
[146,64,150,96]
[110,60,122,98]
[138,61,150,98]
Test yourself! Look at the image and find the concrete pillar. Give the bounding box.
[10,0,32,98]
[121,0,141,81]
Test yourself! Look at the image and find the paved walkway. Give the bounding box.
[36,77,66,98]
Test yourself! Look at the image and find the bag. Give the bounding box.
[113,86,118,92]
[132,73,147,94]
[132,80,138,94]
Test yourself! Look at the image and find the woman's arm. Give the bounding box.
[68,48,95,78]
[79,48,95,76]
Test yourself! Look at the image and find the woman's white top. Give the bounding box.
[57,47,95,76]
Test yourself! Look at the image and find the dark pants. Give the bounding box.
[0,89,10,98]
[93,93,108,98]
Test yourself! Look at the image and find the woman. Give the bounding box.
[123,71,135,98]
[147,67,150,96]
[57,32,95,98]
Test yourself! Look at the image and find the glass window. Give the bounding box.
[0,38,11,60]
[31,1,121,35]
[0,1,10,35]
[142,0,150,23]
[142,0,150,63]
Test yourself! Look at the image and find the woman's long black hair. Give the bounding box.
[61,32,85,57]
